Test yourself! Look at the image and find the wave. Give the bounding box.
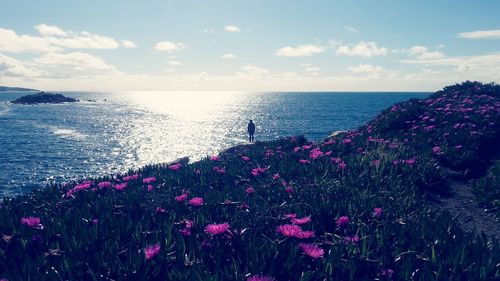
[50,127,87,140]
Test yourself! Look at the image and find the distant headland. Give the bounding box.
[0,86,38,92]
[10,91,79,105]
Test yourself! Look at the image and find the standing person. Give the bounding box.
[247,120,256,142]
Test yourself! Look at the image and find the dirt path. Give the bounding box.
[432,178,500,240]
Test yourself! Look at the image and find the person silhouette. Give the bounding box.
[247,120,255,142]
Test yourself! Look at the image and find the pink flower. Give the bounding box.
[188,197,204,206]
[324,151,333,156]
[245,187,255,194]
[310,148,324,160]
[168,163,182,170]
[302,145,312,150]
[143,177,156,184]
[293,147,301,152]
[331,157,342,163]
[373,207,382,218]
[344,235,360,244]
[336,216,350,227]
[144,243,160,260]
[247,275,276,281]
[338,162,347,169]
[273,173,280,180]
[295,230,315,239]
[276,224,302,237]
[291,216,311,225]
[298,243,324,259]
[147,185,154,191]
[242,156,250,161]
[372,160,381,166]
[210,155,220,161]
[175,193,188,202]
[380,269,395,279]
[155,207,166,213]
[123,174,139,181]
[342,138,352,145]
[213,166,226,174]
[97,181,112,188]
[205,222,230,235]
[285,186,294,194]
[299,159,310,164]
[455,145,463,149]
[21,216,41,228]
[432,146,441,154]
[405,158,416,165]
[179,228,192,236]
[114,183,127,191]
[92,218,99,225]
[283,213,296,219]
[251,167,267,176]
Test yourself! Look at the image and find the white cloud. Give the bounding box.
[35,24,67,37]
[34,52,116,72]
[305,66,320,75]
[221,53,237,59]
[153,41,187,53]
[275,44,325,57]
[121,40,137,48]
[240,65,269,76]
[167,60,182,66]
[407,45,445,60]
[344,26,360,34]
[0,25,136,53]
[224,25,240,32]
[458,29,500,40]
[336,41,389,57]
[203,28,215,34]
[0,53,44,77]
[348,64,386,74]
[0,28,58,53]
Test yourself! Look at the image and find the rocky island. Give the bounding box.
[10,91,78,104]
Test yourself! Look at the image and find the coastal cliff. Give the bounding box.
[0,81,498,281]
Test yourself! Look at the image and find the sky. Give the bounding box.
[0,0,499,92]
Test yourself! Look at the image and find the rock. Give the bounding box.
[11,92,78,105]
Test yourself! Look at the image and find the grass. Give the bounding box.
[0,81,499,281]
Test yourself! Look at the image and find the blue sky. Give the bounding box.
[0,0,499,91]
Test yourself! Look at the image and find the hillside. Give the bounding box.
[0,81,498,281]
[0,86,38,92]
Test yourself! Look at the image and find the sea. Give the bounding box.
[0,91,429,197]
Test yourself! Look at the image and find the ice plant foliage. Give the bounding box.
[1,82,499,280]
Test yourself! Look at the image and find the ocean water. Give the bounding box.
[0,91,429,196]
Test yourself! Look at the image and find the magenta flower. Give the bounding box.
[295,230,315,239]
[342,138,352,145]
[276,224,302,237]
[336,216,350,227]
[114,183,127,191]
[291,216,311,225]
[155,207,166,213]
[213,166,226,174]
[405,158,416,165]
[144,243,160,260]
[338,162,347,169]
[285,186,294,194]
[324,151,333,156]
[21,216,41,228]
[273,173,280,180]
[298,243,324,259]
[175,193,188,202]
[455,145,463,149]
[143,177,156,184]
[247,275,276,281]
[251,167,267,176]
[372,160,381,166]
[283,213,296,219]
[245,187,255,194]
[168,163,182,170]
[373,207,383,218]
[299,159,310,164]
[188,197,204,206]
[380,269,395,279]
[302,144,312,150]
[293,146,301,152]
[310,148,324,159]
[92,218,99,225]
[344,235,360,244]
[331,157,342,163]
[97,181,112,188]
[205,222,230,235]
[147,184,154,191]
[210,155,220,161]
[242,156,250,161]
